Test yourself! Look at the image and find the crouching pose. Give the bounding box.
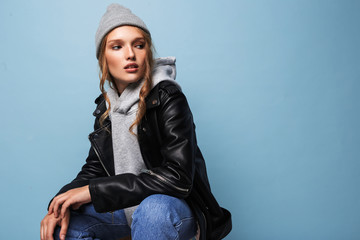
[40,4,231,240]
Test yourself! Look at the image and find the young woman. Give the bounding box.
[40,4,231,240]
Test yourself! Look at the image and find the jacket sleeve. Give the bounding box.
[89,86,196,213]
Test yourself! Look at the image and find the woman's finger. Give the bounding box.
[42,214,57,240]
[44,224,49,240]
[53,195,67,218]
[48,201,54,215]
[60,199,73,219]
[40,220,44,240]
[45,222,55,240]
[40,216,49,240]
[59,210,70,240]
[48,192,66,215]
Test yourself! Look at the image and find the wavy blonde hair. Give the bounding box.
[98,27,154,135]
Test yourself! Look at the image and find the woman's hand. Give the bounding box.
[40,209,70,240]
[48,185,91,219]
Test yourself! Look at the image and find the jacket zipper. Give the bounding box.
[88,135,114,220]
[141,169,190,193]
[201,211,207,239]
[88,135,111,177]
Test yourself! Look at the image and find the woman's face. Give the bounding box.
[105,26,148,93]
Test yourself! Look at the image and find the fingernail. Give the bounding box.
[60,234,65,240]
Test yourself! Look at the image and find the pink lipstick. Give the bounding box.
[124,63,139,73]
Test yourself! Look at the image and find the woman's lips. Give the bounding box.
[124,63,139,73]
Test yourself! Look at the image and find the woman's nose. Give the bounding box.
[126,46,135,60]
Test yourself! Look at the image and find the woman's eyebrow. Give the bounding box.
[107,37,145,44]
[132,37,145,42]
[107,39,124,44]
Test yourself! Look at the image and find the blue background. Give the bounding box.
[1,0,359,239]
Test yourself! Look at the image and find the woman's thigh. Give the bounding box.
[53,203,130,240]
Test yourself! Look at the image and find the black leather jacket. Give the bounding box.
[54,81,232,239]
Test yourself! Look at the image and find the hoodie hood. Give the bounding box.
[151,56,180,90]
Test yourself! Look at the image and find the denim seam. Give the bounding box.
[173,217,196,240]
[174,216,195,228]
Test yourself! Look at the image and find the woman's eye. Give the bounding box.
[112,45,121,50]
[135,44,145,49]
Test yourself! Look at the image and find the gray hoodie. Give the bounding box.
[106,57,179,225]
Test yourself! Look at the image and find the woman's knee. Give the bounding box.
[132,194,193,226]
[131,194,197,239]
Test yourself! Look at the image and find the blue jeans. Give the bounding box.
[54,194,197,240]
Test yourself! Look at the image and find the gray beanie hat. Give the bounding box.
[95,4,150,59]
